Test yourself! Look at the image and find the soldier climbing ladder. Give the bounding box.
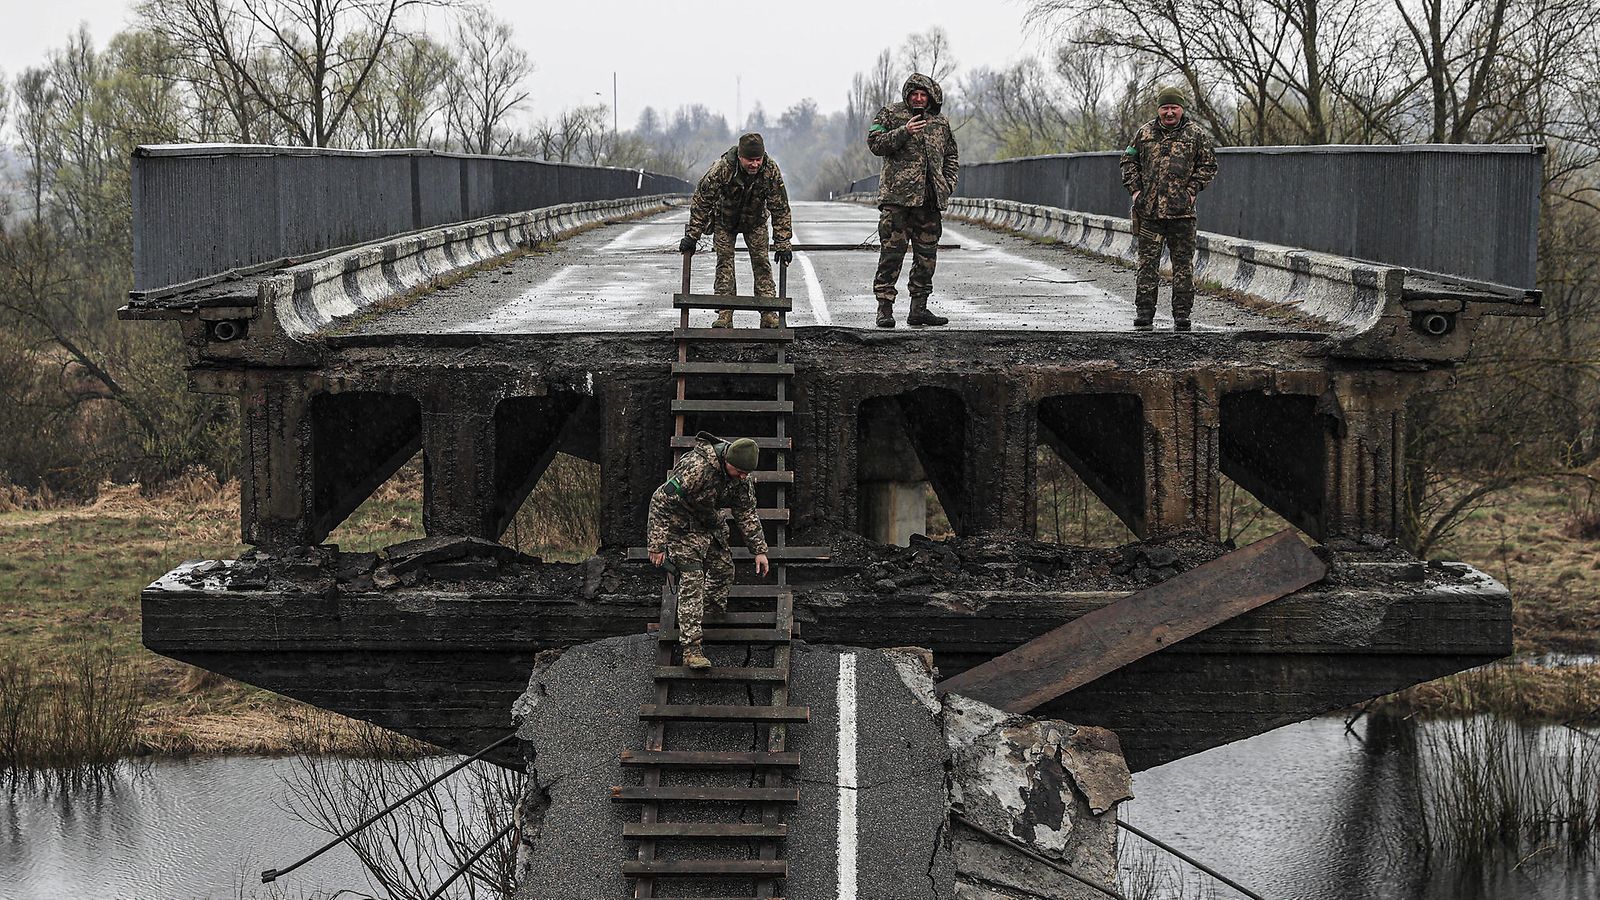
[615,254,827,898]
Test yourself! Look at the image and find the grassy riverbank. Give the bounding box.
[1,470,1596,762]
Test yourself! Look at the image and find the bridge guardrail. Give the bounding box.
[132,144,692,294]
[847,144,1542,289]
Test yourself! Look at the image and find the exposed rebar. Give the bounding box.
[952,813,1129,900]
[1117,819,1267,900]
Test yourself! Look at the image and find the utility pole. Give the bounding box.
[736,75,741,132]
[613,72,618,140]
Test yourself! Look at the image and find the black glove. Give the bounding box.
[678,237,697,254]
[773,248,793,265]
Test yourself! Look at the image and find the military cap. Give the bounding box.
[738,132,765,159]
[1156,86,1188,108]
[721,438,760,472]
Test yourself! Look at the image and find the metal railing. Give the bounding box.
[846,144,1542,288]
[133,144,692,293]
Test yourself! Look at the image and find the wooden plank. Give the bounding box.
[612,786,800,803]
[653,665,789,682]
[670,399,794,414]
[671,361,796,376]
[673,293,794,312]
[622,859,788,876]
[673,327,792,343]
[639,704,810,723]
[671,435,791,450]
[621,750,801,768]
[936,530,1327,713]
[655,626,792,644]
[624,822,790,839]
[626,546,828,563]
[701,611,779,626]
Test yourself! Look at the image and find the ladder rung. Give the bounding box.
[624,821,791,839]
[730,585,791,598]
[656,627,791,644]
[750,470,795,484]
[626,546,826,562]
[612,785,800,803]
[640,704,809,722]
[722,508,789,521]
[654,665,789,682]
[702,611,778,626]
[621,859,788,876]
[671,399,794,414]
[671,435,791,450]
[672,361,795,376]
[674,293,793,312]
[674,327,793,342]
[621,750,800,768]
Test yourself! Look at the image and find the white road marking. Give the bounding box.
[837,651,858,899]
[799,254,832,325]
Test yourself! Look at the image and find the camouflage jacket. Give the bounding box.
[1119,117,1218,220]
[685,149,793,247]
[868,73,960,210]
[646,431,769,555]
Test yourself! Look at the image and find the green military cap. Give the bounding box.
[738,132,765,159]
[1157,86,1188,108]
[722,438,760,472]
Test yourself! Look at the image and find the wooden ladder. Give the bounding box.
[614,256,826,898]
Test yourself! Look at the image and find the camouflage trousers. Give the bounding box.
[1135,217,1199,321]
[874,202,942,303]
[665,530,735,655]
[712,227,776,298]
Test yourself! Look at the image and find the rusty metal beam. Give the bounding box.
[936,530,1327,712]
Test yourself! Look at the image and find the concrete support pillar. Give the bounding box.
[240,371,318,549]
[857,400,928,546]
[1139,374,1221,538]
[422,384,499,539]
[597,378,670,549]
[960,378,1035,537]
[1320,373,1414,540]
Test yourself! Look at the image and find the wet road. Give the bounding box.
[346,201,1288,337]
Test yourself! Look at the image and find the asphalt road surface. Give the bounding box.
[346,200,1291,338]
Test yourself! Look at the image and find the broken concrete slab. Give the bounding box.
[944,694,1127,899]
[384,534,525,574]
[509,634,1126,899]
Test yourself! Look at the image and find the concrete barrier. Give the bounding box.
[256,194,675,343]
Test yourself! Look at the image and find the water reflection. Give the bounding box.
[1125,716,1600,900]
[1,757,368,900]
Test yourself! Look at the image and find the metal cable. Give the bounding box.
[422,822,516,900]
[952,813,1129,900]
[1116,819,1267,900]
[261,730,519,883]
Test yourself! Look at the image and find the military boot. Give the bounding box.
[1173,294,1194,331]
[906,297,948,327]
[683,645,712,671]
[1133,308,1155,329]
[760,311,780,329]
[876,300,895,329]
[712,309,734,329]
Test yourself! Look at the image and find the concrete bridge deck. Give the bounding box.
[339,200,1296,338]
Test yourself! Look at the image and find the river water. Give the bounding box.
[3,716,1597,899]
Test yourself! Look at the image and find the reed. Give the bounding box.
[0,644,140,780]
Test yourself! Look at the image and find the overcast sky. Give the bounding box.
[1,0,1047,131]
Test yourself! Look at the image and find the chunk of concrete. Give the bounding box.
[944,693,1128,899]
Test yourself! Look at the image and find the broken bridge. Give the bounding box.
[124,143,1534,786]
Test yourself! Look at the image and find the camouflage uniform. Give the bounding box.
[1119,117,1218,324]
[868,73,960,314]
[685,148,793,301]
[645,431,769,656]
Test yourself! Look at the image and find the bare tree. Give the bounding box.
[137,0,441,147]
[353,34,453,148]
[901,26,959,83]
[443,7,531,155]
